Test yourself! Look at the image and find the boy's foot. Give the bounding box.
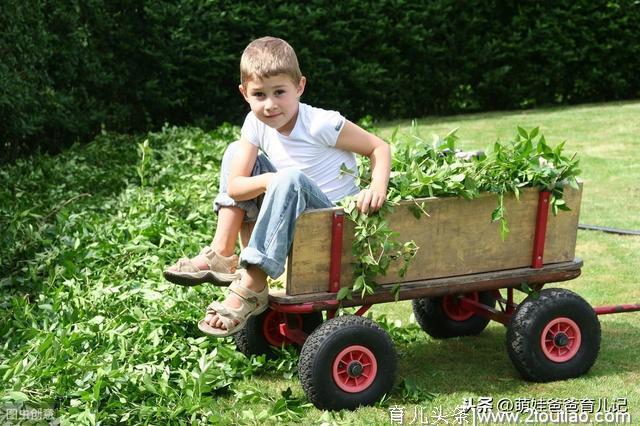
[198,273,269,337]
[163,246,240,286]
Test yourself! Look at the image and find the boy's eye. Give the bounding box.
[252,92,265,97]
[275,89,286,96]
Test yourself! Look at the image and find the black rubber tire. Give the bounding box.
[412,291,496,338]
[234,309,323,359]
[298,315,397,411]
[507,288,601,382]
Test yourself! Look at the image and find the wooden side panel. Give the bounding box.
[544,185,582,263]
[285,185,582,295]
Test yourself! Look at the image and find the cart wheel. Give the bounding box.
[234,309,323,359]
[507,288,601,382]
[298,315,397,410]
[412,291,496,338]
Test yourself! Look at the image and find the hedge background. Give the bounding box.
[2,0,639,161]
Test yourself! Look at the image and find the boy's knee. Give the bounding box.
[272,168,306,189]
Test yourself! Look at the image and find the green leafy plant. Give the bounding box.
[339,124,580,299]
[0,125,272,423]
[337,181,419,301]
[136,139,152,187]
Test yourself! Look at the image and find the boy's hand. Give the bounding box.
[356,187,386,214]
[335,120,391,215]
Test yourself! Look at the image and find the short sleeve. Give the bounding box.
[240,112,263,148]
[308,107,346,147]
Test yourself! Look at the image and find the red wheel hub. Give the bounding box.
[332,345,377,393]
[540,317,582,362]
[262,310,303,347]
[442,293,479,321]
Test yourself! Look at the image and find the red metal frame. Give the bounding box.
[329,212,344,293]
[279,323,308,346]
[594,304,640,315]
[443,293,479,321]
[458,291,512,325]
[532,190,551,268]
[505,288,516,315]
[457,290,640,324]
[326,212,345,319]
[263,311,303,346]
[355,305,372,317]
[271,280,640,346]
[269,300,337,314]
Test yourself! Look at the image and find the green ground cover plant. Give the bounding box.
[1,101,639,424]
[1,125,302,423]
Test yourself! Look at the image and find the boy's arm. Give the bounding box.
[227,138,275,201]
[335,121,391,214]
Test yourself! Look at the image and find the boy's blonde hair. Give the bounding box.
[240,37,302,87]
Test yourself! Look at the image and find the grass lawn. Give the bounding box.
[372,100,640,424]
[1,101,638,425]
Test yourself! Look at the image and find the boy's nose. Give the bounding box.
[265,97,277,111]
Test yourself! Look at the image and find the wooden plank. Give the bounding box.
[285,185,582,295]
[271,258,583,305]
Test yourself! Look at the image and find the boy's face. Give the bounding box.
[239,74,306,134]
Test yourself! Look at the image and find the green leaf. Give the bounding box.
[520,283,540,298]
[408,204,422,219]
[2,391,29,403]
[353,275,366,290]
[88,315,105,325]
[499,218,510,241]
[530,127,539,139]
[491,206,502,222]
[391,284,401,302]
[142,374,157,394]
[337,287,352,301]
[449,173,465,182]
[517,126,528,139]
[362,255,377,265]
[141,289,162,301]
[339,163,355,177]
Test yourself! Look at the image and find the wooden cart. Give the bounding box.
[232,184,640,411]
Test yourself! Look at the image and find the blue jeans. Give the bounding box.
[213,142,334,278]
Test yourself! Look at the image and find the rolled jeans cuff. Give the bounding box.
[213,193,260,222]
[239,247,284,279]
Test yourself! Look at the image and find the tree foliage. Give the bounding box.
[2,0,639,160]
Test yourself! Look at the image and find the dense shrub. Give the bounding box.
[2,0,639,160]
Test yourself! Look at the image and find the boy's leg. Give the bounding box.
[164,141,276,285]
[174,206,244,272]
[211,206,245,257]
[202,168,333,331]
[239,221,255,250]
[239,168,335,278]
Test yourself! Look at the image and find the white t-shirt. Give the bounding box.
[240,103,360,203]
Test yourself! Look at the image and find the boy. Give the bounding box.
[164,37,390,337]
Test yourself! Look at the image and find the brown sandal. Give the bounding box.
[197,277,269,337]
[163,246,241,286]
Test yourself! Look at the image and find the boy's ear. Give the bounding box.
[296,76,306,97]
[238,84,249,102]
